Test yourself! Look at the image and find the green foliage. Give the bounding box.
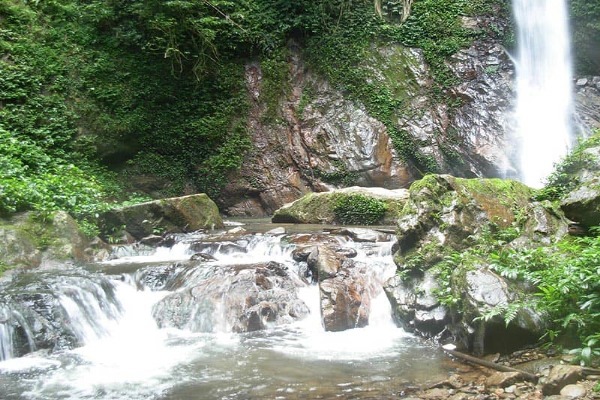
[535,130,600,202]
[432,252,466,307]
[333,194,386,225]
[570,0,600,75]
[488,228,600,365]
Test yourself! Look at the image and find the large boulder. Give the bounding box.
[0,212,109,274]
[560,137,600,227]
[0,271,122,360]
[384,174,568,354]
[271,186,408,225]
[99,194,223,241]
[313,246,378,332]
[152,261,309,333]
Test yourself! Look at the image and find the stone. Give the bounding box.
[0,211,110,273]
[485,372,528,388]
[385,174,561,352]
[317,247,377,332]
[0,270,122,359]
[153,261,309,333]
[99,194,223,240]
[559,384,586,398]
[542,365,584,395]
[266,227,285,235]
[576,78,588,86]
[271,187,409,225]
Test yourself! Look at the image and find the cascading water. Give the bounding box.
[0,222,453,399]
[513,0,574,187]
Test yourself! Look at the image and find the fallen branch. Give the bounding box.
[442,346,538,382]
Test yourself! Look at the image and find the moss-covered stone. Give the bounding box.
[0,211,109,276]
[271,187,409,225]
[385,174,568,354]
[99,193,223,241]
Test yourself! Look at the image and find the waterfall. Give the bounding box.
[513,0,574,187]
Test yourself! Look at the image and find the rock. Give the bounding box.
[485,372,529,388]
[385,174,565,353]
[99,194,223,241]
[139,235,164,246]
[0,270,122,359]
[561,182,600,228]
[331,227,393,243]
[152,261,309,333]
[559,384,586,398]
[316,246,377,332]
[0,212,109,274]
[576,78,588,86]
[542,365,584,395]
[559,135,600,227]
[314,246,341,279]
[272,186,409,225]
[266,227,285,235]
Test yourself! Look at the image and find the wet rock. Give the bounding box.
[266,227,285,235]
[152,262,309,333]
[331,227,394,243]
[315,246,341,279]
[291,246,314,262]
[316,247,377,332]
[190,253,217,261]
[134,263,185,291]
[0,271,122,360]
[99,194,223,241]
[139,235,164,246]
[542,365,584,395]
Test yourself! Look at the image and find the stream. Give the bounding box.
[0,220,454,399]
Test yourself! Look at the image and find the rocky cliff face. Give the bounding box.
[219,17,516,216]
[219,17,600,217]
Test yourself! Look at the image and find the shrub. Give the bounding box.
[333,194,386,225]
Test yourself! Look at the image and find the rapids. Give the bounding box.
[0,221,453,399]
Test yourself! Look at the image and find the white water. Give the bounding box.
[513,0,573,187]
[0,227,448,399]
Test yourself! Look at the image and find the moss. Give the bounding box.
[453,177,533,229]
[272,189,408,225]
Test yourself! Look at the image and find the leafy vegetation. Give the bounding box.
[535,130,600,202]
[333,194,386,225]
[570,0,600,75]
[432,221,600,366]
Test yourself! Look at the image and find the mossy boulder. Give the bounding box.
[559,141,600,227]
[99,194,223,241]
[384,174,568,354]
[394,174,567,269]
[0,212,109,276]
[271,187,409,225]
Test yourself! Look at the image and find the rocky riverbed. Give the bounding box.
[410,348,600,400]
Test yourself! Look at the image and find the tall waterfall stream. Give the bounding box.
[0,221,452,399]
[513,0,574,187]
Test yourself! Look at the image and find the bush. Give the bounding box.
[333,194,386,225]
